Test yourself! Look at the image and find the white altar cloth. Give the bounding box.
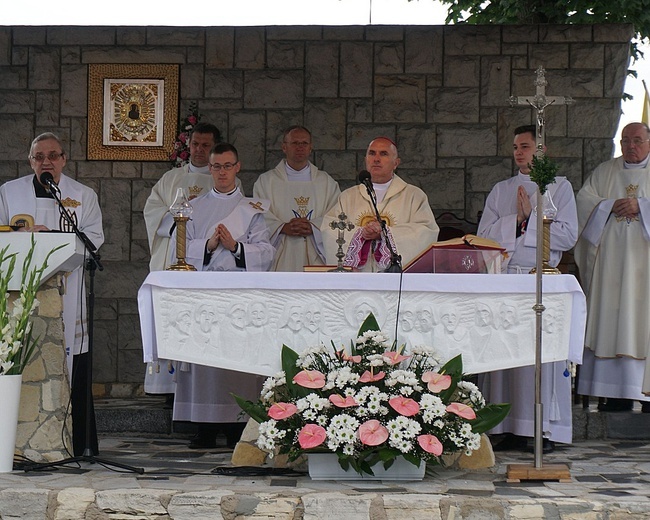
[138,272,586,376]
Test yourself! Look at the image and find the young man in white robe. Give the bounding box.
[575,122,650,413]
[477,125,578,453]
[142,123,240,396]
[0,132,104,456]
[322,137,439,271]
[172,142,275,449]
[253,126,340,271]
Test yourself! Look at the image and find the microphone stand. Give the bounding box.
[361,180,402,273]
[24,185,143,474]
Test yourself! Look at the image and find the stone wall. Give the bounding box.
[0,24,633,392]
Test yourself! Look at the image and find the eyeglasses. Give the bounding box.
[30,152,65,162]
[620,138,650,147]
[208,161,238,171]
[284,141,311,147]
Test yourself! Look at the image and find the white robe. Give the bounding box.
[0,174,104,379]
[477,171,578,444]
[574,156,650,399]
[172,188,274,423]
[253,160,340,271]
[322,175,439,272]
[142,164,241,393]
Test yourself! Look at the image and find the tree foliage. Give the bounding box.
[437,0,650,60]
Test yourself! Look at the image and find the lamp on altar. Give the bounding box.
[530,189,560,275]
[166,188,196,272]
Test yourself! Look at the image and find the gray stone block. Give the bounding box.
[375,43,404,74]
[267,26,323,40]
[243,70,303,109]
[0,91,34,114]
[0,28,10,66]
[205,70,243,98]
[323,26,365,40]
[181,64,205,99]
[318,151,357,182]
[96,404,171,434]
[0,115,33,161]
[347,98,373,123]
[305,99,346,150]
[118,347,147,384]
[437,124,497,158]
[47,26,115,45]
[117,28,146,46]
[568,98,621,138]
[35,91,59,127]
[28,47,59,90]
[405,27,443,74]
[113,161,141,179]
[93,320,118,383]
[81,47,186,64]
[267,41,305,69]
[306,42,338,97]
[444,56,480,88]
[374,75,426,123]
[594,23,635,43]
[503,25,540,43]
[397,125,437,169]
[13,27,46,45]
[540,24,593,43]
[347,124,395,150]
[230,112,266,170]
[529,43,570,70]
[206,28,234,69]
[61,65,87,117]
[445,25,501,56]
[571,43,605,69]
[429,87,479,124]
[421,168,465,210]
[147,27,205,46]
[481,56,511,107]
[340,42,372,98]
[604,43,631,98]
[234,28,265,69]
[100,179,132,262]
[466,157,512,192]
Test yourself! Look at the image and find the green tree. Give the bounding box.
[438,0,650,61]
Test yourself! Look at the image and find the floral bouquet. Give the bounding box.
[236,313,510,476]
[169,102,200,168]
[0,236,63,375]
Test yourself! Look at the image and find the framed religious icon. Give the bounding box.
[87,64,179,161]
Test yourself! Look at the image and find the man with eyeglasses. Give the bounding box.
[253,126,340,271]
[476,125,578,454]
[0,132,104,456]
[143,122,241,397]
[172,142,274,450]
[322,136,439,271]
[575,121,650,413]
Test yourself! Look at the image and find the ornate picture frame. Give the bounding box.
[87,64,179,161]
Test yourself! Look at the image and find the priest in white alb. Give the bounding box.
[323,137,439,271]
[575,121,650,413]
[253,125,340,271]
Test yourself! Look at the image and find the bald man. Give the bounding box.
[323,137,439,271]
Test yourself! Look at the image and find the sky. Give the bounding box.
[2,0,647,156]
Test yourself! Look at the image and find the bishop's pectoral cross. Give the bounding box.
[509,66,574,158]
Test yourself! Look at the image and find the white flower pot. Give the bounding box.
[0,374,22,472]
[308,453,425,480]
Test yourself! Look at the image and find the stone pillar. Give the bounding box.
[15,274,73,462]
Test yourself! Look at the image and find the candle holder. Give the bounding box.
[530,190,560,275]
[166,188,197,272]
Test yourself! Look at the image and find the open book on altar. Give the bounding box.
[404,234,506,274]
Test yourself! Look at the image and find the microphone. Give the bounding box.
[358,170,373,189]
[40,172,60,194]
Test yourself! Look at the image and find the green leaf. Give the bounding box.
[231,394,268,424]
[470,403,512,434]
[357,312,380,336]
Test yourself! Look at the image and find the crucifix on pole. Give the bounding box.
[506,66,574,483]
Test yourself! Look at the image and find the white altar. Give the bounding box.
[138,272,586,376]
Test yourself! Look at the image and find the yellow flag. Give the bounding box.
[643,80,650,126]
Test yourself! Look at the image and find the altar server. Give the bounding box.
[172,142,274,449]
[477,125,578,452]
[323,137,439,271]
[0,132,104,456]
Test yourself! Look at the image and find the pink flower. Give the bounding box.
[298,424,327,449]
[417,434,443,455]
[293,369,326,389]
[446,402,476,420]
[388,396,420,416]
[358,420,389,446]
[422,371,452,393]
[180,150,190,160]
[188,115,198,125]
[268,402,298,420]
[359,370,385,383]
[179,133,187,143]
[336,350,362,363]
[329,394,358,408]
[170,152,177,160]
[383,351,410,365]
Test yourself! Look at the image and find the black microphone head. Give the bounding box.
[40,172,55,185]
[358,170,372,184]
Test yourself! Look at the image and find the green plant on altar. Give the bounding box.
[0,235,63,375]
[528,154,559,194]
[236,313,510,477]
[169,101,200,167]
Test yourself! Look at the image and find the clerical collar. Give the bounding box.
[624,154,650,169]
[188,162,210,174]
[32,174,54,199]
[285,162,311,181]
[212,186,239,198]
[373,177,393,204]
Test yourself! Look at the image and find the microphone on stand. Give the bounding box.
[357,169,402,273]
[40,172,61,194]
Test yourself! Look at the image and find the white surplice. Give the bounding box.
[0,173,104,379]
[574,156,650,399]
[477,171,578,444]
[172,188,274,423]
[253,160,340,271]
